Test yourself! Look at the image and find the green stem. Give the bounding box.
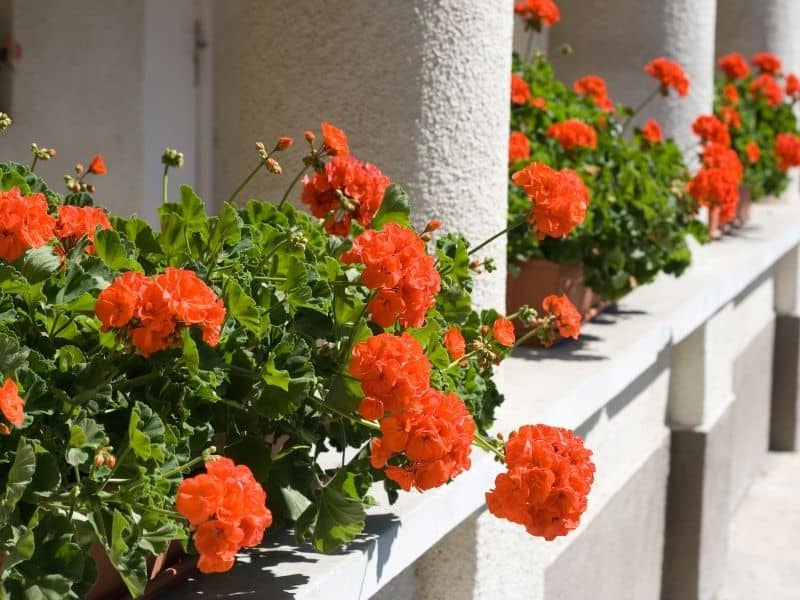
[472,432,505,461]
[278,164,310,209]
[97,446,130,493]
[468,217,528,256]
[339,291,375,363]
[162,164,169,204]
[622,87,662,135]
[447,349,478,370]
[228,162,264,205]
[30,155,38,172]
[116,371,161,391]
[308,392,380,431]
[160,454,208,480]
[51,314,77,338]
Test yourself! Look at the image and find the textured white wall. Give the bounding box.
[214,0,513,310]
[716,0,800,73]
[548,0,717,149]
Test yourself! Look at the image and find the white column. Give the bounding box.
[548,0,717,149]
[213,0,513,310]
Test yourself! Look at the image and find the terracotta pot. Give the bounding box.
[506,258,608,346]
[734,185,752,226]
[87,541,195,600]
[707,206,722,240]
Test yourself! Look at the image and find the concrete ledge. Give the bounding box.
[771,314,800,450]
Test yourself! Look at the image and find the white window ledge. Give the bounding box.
[166,198,800,599]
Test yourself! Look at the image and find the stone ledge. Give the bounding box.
[166,199,800,599]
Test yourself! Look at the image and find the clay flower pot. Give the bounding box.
[506,258,608,346]
[734,185,752,226]
[87,541,195,600]
[707,206,722,240]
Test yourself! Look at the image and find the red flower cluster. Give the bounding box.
[486,424,595,540]
[176,458,272,574]
[531,97,547,110]
[645,57,690,97]
[688,168,740,224]
[718,106,741,129]
[492,317,516,347]
[320,121,350,156]
[702,143,743,181]
[514,0,560,28]
[546,119,597,151]
[640,119,663,143]
[443,326,466,361]
[752,52,782,75]
[341,223,440,328]
[512,162,590,240]
[542,294,581,342]
[750,74,783,107]
[0,187,56,262]
[692,115,731,146]
[746,140,761,163]
[511,74,532,106]
[573,75,614,112]
[723,84,739,105]
[775,132,800,171]
[509,130,531,164]
[95,268,226,357]
[301,155,390,236]
[351,333,475,492]
[0,379,25,431]
[786,74,800,98]
[55,205,112,253]
[349,332,431,420]
[718,53,749,80]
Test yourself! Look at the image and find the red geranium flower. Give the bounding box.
[640,119,663,143]
[542,294,581,341]
[746,140,761,163]
[301,155,390,236]
[55,205,112,253]
[492,317,516,347]
[688,168,740,224]
[701,143,743,181]
[511,74,532,106]
[443,326,466,360]
[645,57,690,97]
[0,187,56,262]
[718,53,749,80]
[775,132,800,171]
[509,130,531,164]
[546,119,597,151]
[486,424,595,540]
[723,84,739,105]
[0,379,25,428]
[512,162,590,240]
[320,122,350,156]
[786,74,800,98]
[692,115,730,146]
[531,97,547,110]
[752,52,782,75]
[717,106,741,129]
[750,74,783,107]
[88,153,107,175]
[514,0,560,29]
[573,75,614,112]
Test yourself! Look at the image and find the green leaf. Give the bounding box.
[56,345,85,372]
[371,184,411,229]
[0,333,30,375]
[19,247,60,284]
[224,279,263,335]
[182,328,199,374]
[262,355,290,391]
[55,257,112,305]
[208,202,241,252]
[0,438,36,528]
[93,229,141,271]
[128,402,166,463]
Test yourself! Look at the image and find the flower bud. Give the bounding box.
[304,130,316,143]
[161,147,185,168]
[94,454,105,467]
[75,163,84,175]
[106,455,116,469]
[424,219,442,233]
[0,113,11,133]
[275,136,294,151]
[289,231,307,251]
[266,157,282,174]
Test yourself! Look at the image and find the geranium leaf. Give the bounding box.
[0,438,36,528]
[223,280,263,336]
[0,333,30,375]
[19,247,60,284]
[371,184,410,229]
[128,402,166,463]
[93,229,141,272]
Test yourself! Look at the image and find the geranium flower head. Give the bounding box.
[0,379,25,427]
[511,74,532,106]
[718,53,749,80]
[88,153,107,175]
[692,115,730,146]
[717,106,741,129]
[775,132,800,171]
[301,155,390,236]
[509,130,531,164]
[512,162,590,240]
[0,187,56,262]
[723,83,739,105]
[531,97,547,110]
[645,57,690,97]
[640,119,663,143]
[55,205,112,253]
[752,52,782,75]
[745,140,761,164]
[749,74,783,107]
[514,0,560,30]
[546,119,597,151]
[492,317,516,347]
[786,74,800,98]
[342,224,440,328]
[542,294,581,340]
[486,424,595,540]
[688,167,740,224]
[443,326,466,360]
[320,121,349,156]
[701,143,743,181]
[573,75,614,111]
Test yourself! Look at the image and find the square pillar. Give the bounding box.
[772,246,800,450]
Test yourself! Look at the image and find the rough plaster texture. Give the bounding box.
[548,0,716,150]
[771,315,800,450]
[716,0,800,73]
[213,0,513,310]
[396,352,672,599]
[729,319,775,510]
[662,401,734,600]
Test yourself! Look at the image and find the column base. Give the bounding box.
[771,314,800,450]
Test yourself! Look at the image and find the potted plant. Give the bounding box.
[0,115,595,598]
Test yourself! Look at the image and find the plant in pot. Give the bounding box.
[506,54,705,342]
[0,117,596,599]
[712,51,800,225]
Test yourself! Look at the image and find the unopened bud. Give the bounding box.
[424,219,442,233]
[304,130,316,143]
[0,423,10,436]
[469,258,483,274]
[0,113,10,133]
[266,157,282,174]
[289,231,307,250]
[75,163,84,175]
[161,147,184,168]
[275,136,294,151]
[481,325,489,335]
[94,454,105,467]
[560,43,573,55]
[420,232,433,242]
[483,257,497,273]
[106,455,116,469]
[87,184,96,193]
